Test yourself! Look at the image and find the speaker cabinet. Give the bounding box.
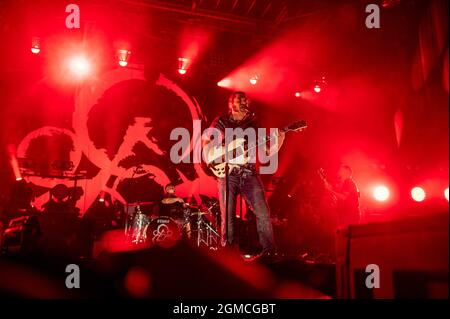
[336,212,448,298]
[2,215,41,254]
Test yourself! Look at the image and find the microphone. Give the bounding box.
[245,108,255,117]
[241,103,253,116]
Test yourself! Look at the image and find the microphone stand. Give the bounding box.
[225,162,230,247]
[125,165,141,238]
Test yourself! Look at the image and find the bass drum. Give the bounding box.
[146,216,181,248]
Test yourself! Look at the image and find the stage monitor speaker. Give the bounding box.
[1,215,41,254]
[335,212,448,298]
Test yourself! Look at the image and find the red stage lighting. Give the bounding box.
[117,49,130,67]
[217,78,231,87]
[31,37,40,54]
[313,84,321,93]
[125,267,152,297]
[411,187,426,202]
[98,190,106,203]
[7,144,22,181]
[295,92,301,98]
[373,185,390,202]
[178,57,189,75]
[68,56,90,77]
[249,75,258,85]
[445,188,449,201]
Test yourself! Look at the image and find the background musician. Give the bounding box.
[158,183,191,239]
[322,164,361,228]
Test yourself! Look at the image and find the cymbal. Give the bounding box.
[127,201,155,206]
[161,197,184,204]
[189,211,208,216]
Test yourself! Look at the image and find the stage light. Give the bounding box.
[382,0,401,8]
[314,76,326,93]
[31,37,40,54]
[249,75,258,85]
[117,49,130,67]
[373,185,390,202]
[7,144,22,182]
[445,188,449,201]
[178,57,189,75]
[295,92,301,98]
[99,191,106,203]
[68,56,90,77]
[217,78,231,87]
[411,187,426,202]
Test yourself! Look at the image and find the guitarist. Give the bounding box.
[203,91,285,258]
[320,165,361,228]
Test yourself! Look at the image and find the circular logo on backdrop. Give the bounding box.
[17,68,216,214]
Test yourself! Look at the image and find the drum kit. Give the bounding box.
[124,200,221,249]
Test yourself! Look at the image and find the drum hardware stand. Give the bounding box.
[224,162,230,247]
[196,211,221,249]
[125,165,144,238]
[132,205,147,244]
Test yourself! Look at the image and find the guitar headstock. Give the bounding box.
[282,120,307,133]
[317,167,328,182]
[317,167,325,178]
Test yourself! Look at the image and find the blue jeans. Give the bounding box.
[218,169,275,252]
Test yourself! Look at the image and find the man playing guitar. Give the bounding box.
[319,165,361,228]
[203,91,285,258]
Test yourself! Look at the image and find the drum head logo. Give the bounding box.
[152,224,174,242]
[150,220,180,248]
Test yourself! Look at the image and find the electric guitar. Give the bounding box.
[206,120,307,178]
[317,167,338,205]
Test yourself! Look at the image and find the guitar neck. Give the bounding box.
[246,130,281,153]
[208,119,306,166]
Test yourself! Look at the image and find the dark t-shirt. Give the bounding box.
[335,178,360,226]
[158,196,185,219]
